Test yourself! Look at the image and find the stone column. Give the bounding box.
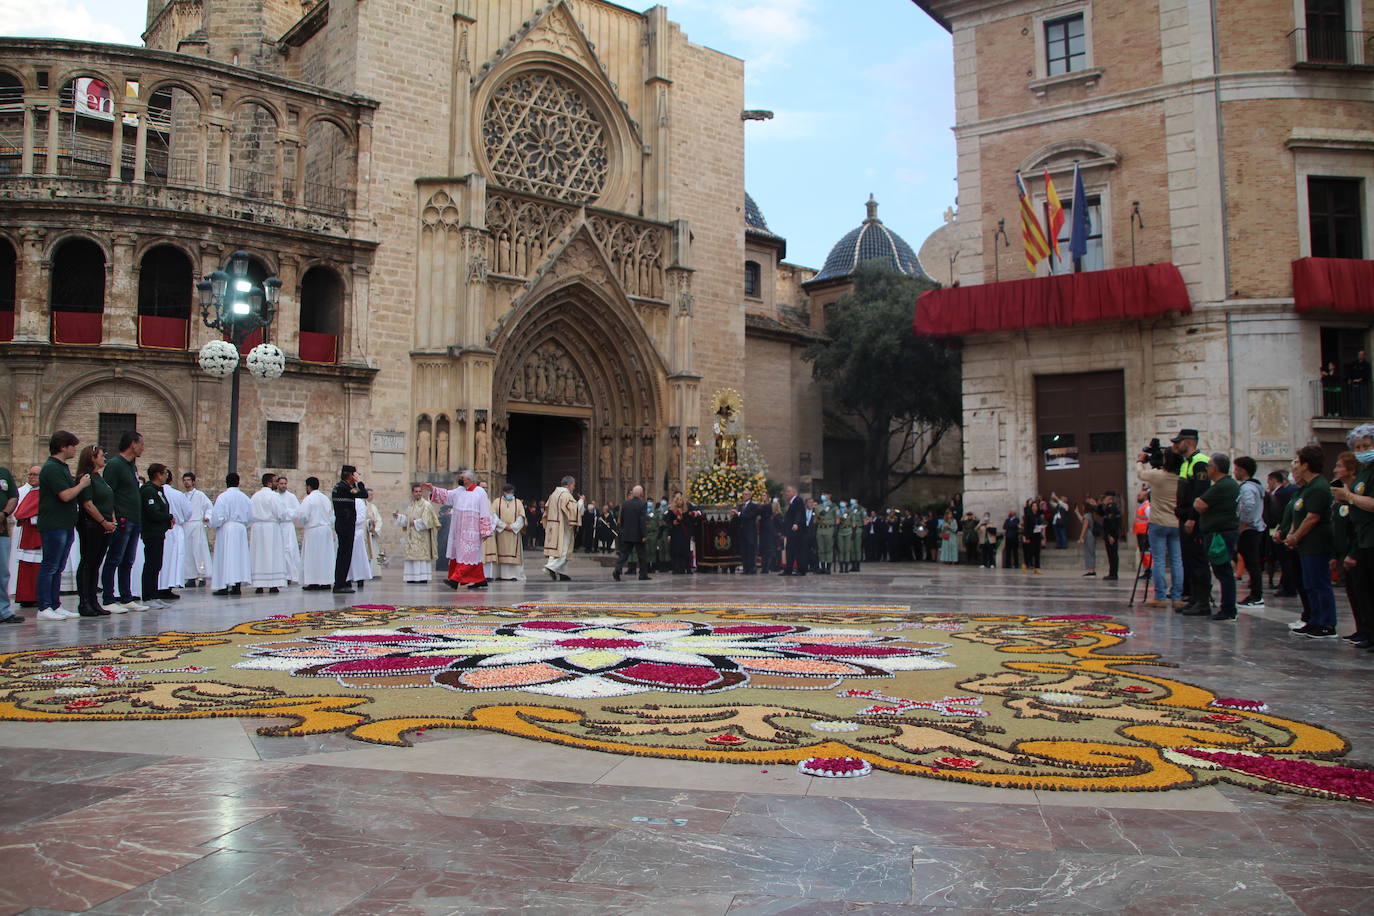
[274,252,300,358]
[9,363,44,463]
[105,233,138,347]
[348,263,370,362]
[44,106,58,174]
[20,104,35,174]
[353,110,373,223]
[13,228,47,342]
[132,104,148,183]
[272,138,287,202]
[108,91,125,182]
[218,124,232,193]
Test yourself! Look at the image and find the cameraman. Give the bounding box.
[1137,445,1183,607]
[1171,428,1212,615]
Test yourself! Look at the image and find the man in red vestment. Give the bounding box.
[13,484,40,605]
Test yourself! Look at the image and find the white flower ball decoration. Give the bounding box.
[246,343,286,379]
[197,340,240,378]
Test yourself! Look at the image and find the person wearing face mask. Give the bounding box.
[814,493,836,574]
[485,483,526,581]
[847,499,864,572]
[1330,423,1374,649]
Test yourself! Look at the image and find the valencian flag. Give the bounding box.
[1069,162,1090,272]
[1043,167,1065,259]
[1016,171,1049,273]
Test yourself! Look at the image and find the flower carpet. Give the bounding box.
[1,603,1369,802]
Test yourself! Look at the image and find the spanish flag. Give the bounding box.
[1016,171,1049,273]
[1043,167,1065,259]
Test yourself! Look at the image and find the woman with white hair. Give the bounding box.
[1330,422,1374,648]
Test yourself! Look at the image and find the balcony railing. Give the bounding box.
[1311,378,1374,420]
[1290,28,1374,68]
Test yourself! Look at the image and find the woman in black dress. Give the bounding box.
[1022,498,1044,575]
[667,494,694,574]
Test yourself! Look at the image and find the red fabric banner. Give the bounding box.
[914,263,1192,337]
[298,330,338,364]
[230,327,265,355]
[1292,257,1374,314]
[52,311,103,345]
[137,315,189,350]
[0,310,13,342]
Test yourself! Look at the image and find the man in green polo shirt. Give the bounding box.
[1191,452,1240,621]
[1285,446,1338,639]
[36,430,90,620]
[0,462,18,623]
[101,430,147,611]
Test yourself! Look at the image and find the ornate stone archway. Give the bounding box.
[492,281,665,500]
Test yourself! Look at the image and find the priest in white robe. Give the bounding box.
[180,473,213,586]
[347,497,373,586]
[422,470,493,589]
[543,476,581,581]
[275,476,302,584]
[158,482,192,595]
[394,483,439,583]
[210,474,253,595]
[249,474,288,592]
[484,484,526,581]
[296,477,335,590]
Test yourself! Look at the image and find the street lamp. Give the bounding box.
[196,250,284,474]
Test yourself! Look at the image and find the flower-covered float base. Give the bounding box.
[0,604,1366,802]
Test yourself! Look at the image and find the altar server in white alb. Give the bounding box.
[210,473,253,595]
[157,479,192,599]
[295,477,335,590]
[180,472,213,586]
[485,483,526,581]
[543,476,581,581]
[247,473,288,593]
[423,470,493,589]
[275,475,302,584]
[347,496,373,587]
[394,483,439,584]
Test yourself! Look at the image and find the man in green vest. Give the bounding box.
[835,500,853,572]
[814,492,837,574]
[847,498,865,572]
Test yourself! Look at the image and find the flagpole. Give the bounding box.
[1043,200,1054,273]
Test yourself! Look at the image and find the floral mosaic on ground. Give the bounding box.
[0,604,1368,802]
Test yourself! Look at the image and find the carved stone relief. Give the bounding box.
[513,339,591,407]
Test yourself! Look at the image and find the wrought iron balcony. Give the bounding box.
[1290,28,1374,69]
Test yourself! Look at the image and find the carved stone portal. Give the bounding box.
[511,340,592,407]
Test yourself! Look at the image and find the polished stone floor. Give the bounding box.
[1,553,1371,914]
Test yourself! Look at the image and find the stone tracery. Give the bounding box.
[482,71,608,204]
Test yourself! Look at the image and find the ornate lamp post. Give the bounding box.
[195,250,284,475]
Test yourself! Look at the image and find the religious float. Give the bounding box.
[685,389,769,569]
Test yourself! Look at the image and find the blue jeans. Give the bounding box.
[1298,552,1337,628]
[0,535,12,618]
[37,528,74,611]
[1147,523,1183,601]
[1208,529,1239,614]
[1053,518,1067,549]
[102,518,141,603]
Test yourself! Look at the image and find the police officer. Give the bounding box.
[332,465,367,594]
[815,492,837,574]
[848,498,865,572]
[1171,429,1212,614]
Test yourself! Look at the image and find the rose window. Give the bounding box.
[482,71,609,204]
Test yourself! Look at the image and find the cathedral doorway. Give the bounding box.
[506,412,584,504]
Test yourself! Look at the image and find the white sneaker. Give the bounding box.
[36,608,67,620]
[1288,619,1309,630]
[102,603,129,614]
[55,607,80,619]
[142,599,167,610]
[123,601,150,611]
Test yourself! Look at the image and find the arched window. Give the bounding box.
[0,236,15,342]
[744,260,762,299]
[137,244,193,349]
[50,238,105,345]
[298,265,342,363]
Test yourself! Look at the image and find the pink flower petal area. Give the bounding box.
[1173,748,1374,804]
[236,617,952,699]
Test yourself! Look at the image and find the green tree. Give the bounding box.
[803,262,961,508]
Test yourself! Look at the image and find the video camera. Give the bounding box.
[1141,437,1165,469]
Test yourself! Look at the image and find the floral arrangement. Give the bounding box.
[1170,747,1374,803]
[706,733,745,745]
[687,463,768,507]
[811,720,861,733]
[797,756,872,778]
[933,756,981,770]
[197,340,240,378]
[686,389,769,507]
[247,343,286,379]
[1209,697,1268,712]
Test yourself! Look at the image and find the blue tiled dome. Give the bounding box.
[745,192,771,233]
[812,195,930,283]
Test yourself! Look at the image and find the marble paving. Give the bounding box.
[0,554,1371,914]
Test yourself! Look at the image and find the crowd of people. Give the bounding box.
[0,428,386,622]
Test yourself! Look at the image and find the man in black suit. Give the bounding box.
[780,485,807,576]
[735,490,762,574]
[331,465,367,594]
[612,485,651,581]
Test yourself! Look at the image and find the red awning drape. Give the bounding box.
[914,263,1192,337]
[298,330,338,364]
[0,310,13,343]
[52,311,103,345]
[1292,257,1374,313]
[137,315,189,350]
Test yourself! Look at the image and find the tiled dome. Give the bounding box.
[811,195,930,283]
[745,193,772,233]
